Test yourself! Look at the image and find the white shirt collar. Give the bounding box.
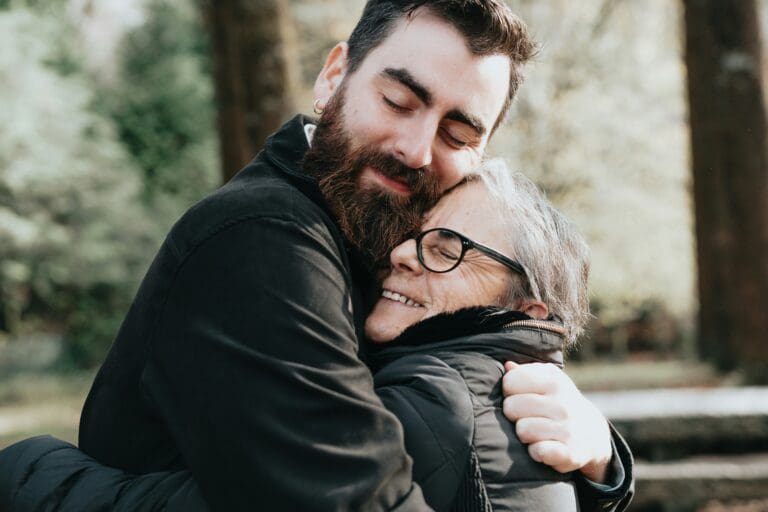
[304,123,316,146]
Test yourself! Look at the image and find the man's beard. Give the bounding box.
[302,88,441,269]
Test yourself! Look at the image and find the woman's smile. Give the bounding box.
[365,182,515,343]
[381,288,425,308]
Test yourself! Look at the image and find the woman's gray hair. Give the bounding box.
[467,159,591,345]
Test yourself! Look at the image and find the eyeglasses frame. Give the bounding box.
[415,226,526,273]
[412,227,543,303]
[414,227,540,300]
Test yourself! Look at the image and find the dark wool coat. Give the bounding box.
[67,115,423,511]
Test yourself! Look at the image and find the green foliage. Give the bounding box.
[59,284,134,369]
[96,0,218,220]
[0,3,217,367]
[0,8,148,347]
[1,0,68,15]
[493,0,694,327]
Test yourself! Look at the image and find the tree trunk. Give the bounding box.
[203,0,299,183]
[682,0,768,383]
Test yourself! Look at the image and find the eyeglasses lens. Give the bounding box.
[420,229,463,272]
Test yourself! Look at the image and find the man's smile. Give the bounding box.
[363,166,414,196]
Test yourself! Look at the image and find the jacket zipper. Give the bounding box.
[503,319,566,337]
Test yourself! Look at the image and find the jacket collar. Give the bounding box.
[367,306,566,371]
[262,114,328,208]
[261,114,377,334]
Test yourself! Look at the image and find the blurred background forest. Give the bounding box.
[2,0,768,510]
[0,0,703,370]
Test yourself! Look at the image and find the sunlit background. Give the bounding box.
[2,1,768,510]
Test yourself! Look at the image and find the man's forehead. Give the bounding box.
[359,13,510,128]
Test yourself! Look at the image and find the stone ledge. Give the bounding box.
[586,387,768,420]
[632,454,768,512]
[586,387,768,460]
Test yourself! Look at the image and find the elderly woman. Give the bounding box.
[363,160,593,511]
[0,161,631,511]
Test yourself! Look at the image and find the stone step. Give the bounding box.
[630,454,768,512]
[586,387,768,460]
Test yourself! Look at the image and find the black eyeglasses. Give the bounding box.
[414,227,539,297]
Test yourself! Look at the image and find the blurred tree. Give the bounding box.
[0,7,157,366]
[202,0,300,182]
[495,0,694,332]
[683,0,768,382]
[96,0,219,224]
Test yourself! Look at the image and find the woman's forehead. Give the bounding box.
[423,183,492,229]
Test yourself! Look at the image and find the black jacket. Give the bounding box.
[0,310,633,512]
[370,308,634,512]
[72,115,424,511]
[0,117,633,511]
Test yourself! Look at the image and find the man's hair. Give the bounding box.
[467,160,591,344]
[346,0,537,132]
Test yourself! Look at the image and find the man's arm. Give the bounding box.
[574,423,635,512]
[0,436,208,512]
[502,362,634,512]
[142,215,425,511]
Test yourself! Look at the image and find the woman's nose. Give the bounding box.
[389,238,423,275]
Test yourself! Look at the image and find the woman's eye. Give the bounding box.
[383,96,409,113]
[439,248,460,261]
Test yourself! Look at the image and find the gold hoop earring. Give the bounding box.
[313,99,324,115]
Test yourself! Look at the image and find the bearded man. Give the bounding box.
[0,1,633,511]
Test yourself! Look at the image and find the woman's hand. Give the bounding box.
[501,362,612,483]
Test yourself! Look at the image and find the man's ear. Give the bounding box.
[518,299,549,320]
[313,42,349,110]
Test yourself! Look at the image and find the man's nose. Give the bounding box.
[393,122,434,170]
[390,239,423,275]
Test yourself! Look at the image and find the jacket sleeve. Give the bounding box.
[140,216,426,511]
[575,423,635,512]
[373,354,474,512]
[0,436,208,512]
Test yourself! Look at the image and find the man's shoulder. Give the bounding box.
[167,157,340,258]
[194,156,326,224]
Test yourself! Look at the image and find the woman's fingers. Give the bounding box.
[514,416,569,444]
[503,393,568,422]
[527,440,577,473]
[501,361,613,481]
[502,362,569,397]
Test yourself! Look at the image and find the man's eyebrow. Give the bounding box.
[445,109,486,137]
[381,67,486,137]
[381,67,432,106]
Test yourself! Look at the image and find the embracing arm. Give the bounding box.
[373,354,584,512]
[0,215,426,512]
[0,355,465,512]
[0,436,207,512]
[140,215,425,511]
[502,362,634,512]
[574,423,635,512]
